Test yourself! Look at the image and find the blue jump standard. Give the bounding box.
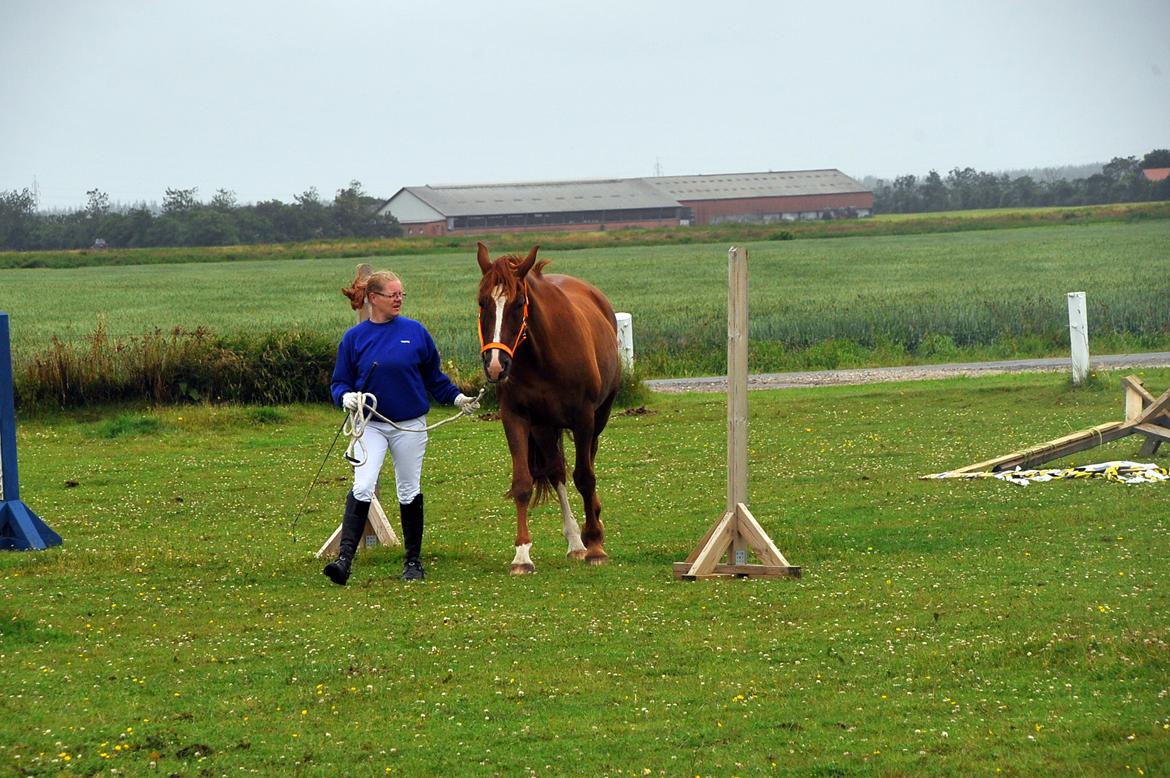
[0,312,61,550]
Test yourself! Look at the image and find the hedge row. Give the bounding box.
[13,323,648,412]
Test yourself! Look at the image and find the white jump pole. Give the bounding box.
[1067,292,1089,385]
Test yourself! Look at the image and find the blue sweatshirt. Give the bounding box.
[330,317,462,421]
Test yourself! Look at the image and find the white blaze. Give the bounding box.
[486,284,508,378]
[490,285,506,344]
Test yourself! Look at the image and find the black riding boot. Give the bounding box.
[400,493,425,581]
[323,493,370,586]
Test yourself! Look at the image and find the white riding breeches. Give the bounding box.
[350,417,428,505]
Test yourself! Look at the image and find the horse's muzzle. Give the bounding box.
[482,349,512,383]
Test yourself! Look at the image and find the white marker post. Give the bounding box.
[615,312,634,369]
[1067,292,1089,385]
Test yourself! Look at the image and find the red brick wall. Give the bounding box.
[404,221,448,236]
[403,192,873,235]
[446,217,681,235]
[680,192,873,224]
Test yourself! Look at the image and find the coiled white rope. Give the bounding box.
[923,460,1168,486]
[343,387,487,467]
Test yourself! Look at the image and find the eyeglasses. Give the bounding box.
[371,290,405,301]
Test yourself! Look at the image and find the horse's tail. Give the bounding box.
[526,429,566,508]
[530,478,555,508]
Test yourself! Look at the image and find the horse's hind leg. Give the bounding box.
[557,482,587,559]
[526,425,583,560]
[575,391,617,565]
[571,419,607,566]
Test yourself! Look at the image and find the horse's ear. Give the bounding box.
[476,242,492,275]
[516,245,539,278]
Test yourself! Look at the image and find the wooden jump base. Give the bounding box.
[672,502,800,579]
[316,496,400,558]
[316,263,400,558]
[925,375,1169,478]
[674,247,800,580]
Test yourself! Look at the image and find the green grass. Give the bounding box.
[2,369,1169,775]
[3,201,1168,270]
[3,221,1169,384]
[89,412,164,439]
[245,406,291,425]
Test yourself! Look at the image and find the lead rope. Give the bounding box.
[343,387,487,467]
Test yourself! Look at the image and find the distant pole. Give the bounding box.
[615,312,634,370]
[1067,292,1089,385]
[726,246,749,566]
[0,313,62,550]
[726,248,748,516]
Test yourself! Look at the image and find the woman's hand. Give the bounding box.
[455,393,480,412]
[342,392,362,412]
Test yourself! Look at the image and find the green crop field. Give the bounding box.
[2,220,1168,383]
[2,370,1168,775]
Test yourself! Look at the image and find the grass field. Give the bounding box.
[2,369,1168,775]
[2,220,1169,383]
[3,201,1167,271]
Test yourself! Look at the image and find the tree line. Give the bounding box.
[0,180,401,251]
[3,150,1170,251]
[870,149,1170,214]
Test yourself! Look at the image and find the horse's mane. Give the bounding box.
[481,255,551,297]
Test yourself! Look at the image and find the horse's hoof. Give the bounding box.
[567,549,587,560]
[510,563,536,575]
[586,555,608,566]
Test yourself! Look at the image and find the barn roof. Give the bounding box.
[401,178,681,217]
[645,169,867,200]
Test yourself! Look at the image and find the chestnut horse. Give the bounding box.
[476,242,621,574]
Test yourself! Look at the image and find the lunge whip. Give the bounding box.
[288,362,379,543]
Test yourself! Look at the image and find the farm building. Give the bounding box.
[378,178,688,237]
[646,169,872,225]
[378,169,871,236]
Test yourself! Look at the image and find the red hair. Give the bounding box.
[342,269,400,310]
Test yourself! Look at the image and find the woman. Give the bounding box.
[325,270,478,584]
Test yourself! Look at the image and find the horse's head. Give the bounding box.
[476,242,538,383]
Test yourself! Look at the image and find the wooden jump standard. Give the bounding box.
[927,375,1169,477]
[673,247,800,580]
[316,264,400,559]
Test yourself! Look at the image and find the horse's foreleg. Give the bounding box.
[505,417,536,575]
[557,482,587,559]
[509,484,536,575]
[510,514,535,574]
[572,423,607,566]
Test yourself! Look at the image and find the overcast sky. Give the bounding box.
[2,0,1168,209]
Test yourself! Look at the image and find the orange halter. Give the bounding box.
[478,281,529,358]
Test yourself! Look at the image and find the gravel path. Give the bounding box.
[644,352,1170,393]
